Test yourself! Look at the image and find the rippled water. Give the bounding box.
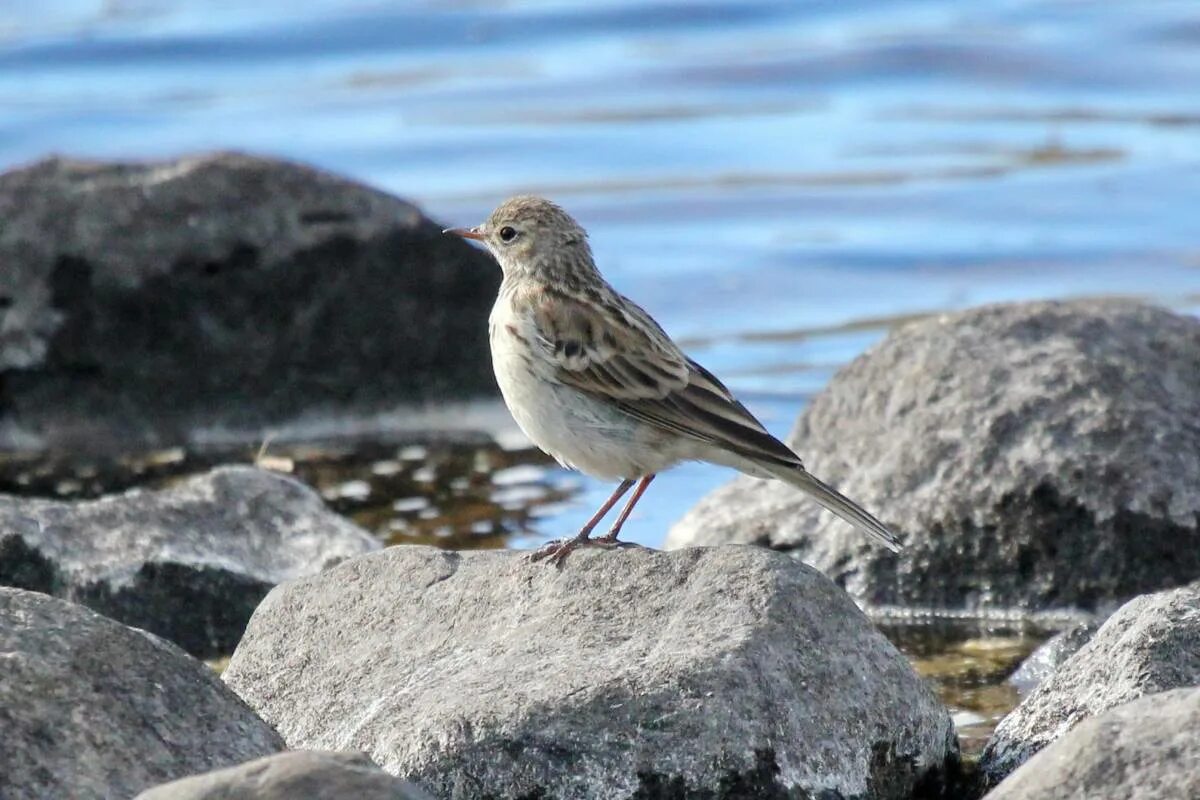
[3,0,1198,762]
[5,0,1199,550]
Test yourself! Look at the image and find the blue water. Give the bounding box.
[4,1,1200,547]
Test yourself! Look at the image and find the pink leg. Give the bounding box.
[529,479,635,564]
[597,474,655,543]
[576,478,636,539]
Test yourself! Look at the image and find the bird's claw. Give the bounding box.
[526,540,568,566]
[527,536,601,566]
[526,535,643,566]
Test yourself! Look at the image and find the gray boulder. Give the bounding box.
[0,587,283,800]
[223,545,958,800]
[980,582,1200,786]
[668,300,1200,613]
[0,465,379,657]
[983,687,1200,800]
[0,153,499,451]
[134,751,433,800]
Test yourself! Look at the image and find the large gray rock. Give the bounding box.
[983,687,1200,800]
[0,587,283,800]
[224,545,958,800]
[0,465,379,657]
[134,751,433,800]
[0,153,499,451]
[668,300,1200,613]
[980,582,1200,786]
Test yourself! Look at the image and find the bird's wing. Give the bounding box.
[525,285,902,551]
[526,287,802,468]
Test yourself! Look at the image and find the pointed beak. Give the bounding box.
[443,225,485,241]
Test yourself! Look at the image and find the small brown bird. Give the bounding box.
[446,196,900,564]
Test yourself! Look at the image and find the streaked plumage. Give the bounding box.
[446,195,900,563]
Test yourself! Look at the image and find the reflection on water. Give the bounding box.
[0,437,566,550]
[882,619,1046,760]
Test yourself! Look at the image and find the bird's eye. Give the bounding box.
[499,226,518,243]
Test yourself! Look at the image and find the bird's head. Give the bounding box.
[444,195,594,280]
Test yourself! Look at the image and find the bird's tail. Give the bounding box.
[763,462,902,552]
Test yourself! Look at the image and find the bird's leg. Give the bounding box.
[596,474,655,544]
[529,479,635,564]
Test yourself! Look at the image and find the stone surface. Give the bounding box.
[0,153,500,451]
[668,300,1200,613]
[979,582,1200,786]
[983,687,1200,800]
[224,544,957,800]
[134,751,433,800]
[0,587,283,800]
[0,465,379,657]
[1007,619,1101,697]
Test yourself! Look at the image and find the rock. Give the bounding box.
[0,153,500,451]
[134,751,434,800]
[0,465,379,657]
[979,582,1200,786]
[1007,619,1101,697]
[224,545,958,800]
[0,587,283,800]
[982,687,1200,800]
[668,300,1200,613]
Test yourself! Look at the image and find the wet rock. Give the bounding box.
[224,545,958,800]
[0,465,379,657]
[134,751,433,800]
[668,300,1200,613]
[982,687,1200,800]
[0,153,500,451]
[0,587,283,800]
[1007,619,1101,697]
[979,582,1200,786]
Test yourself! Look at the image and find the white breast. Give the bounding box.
[487,295,684,480]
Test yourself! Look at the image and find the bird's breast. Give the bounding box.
[487,298,681,480]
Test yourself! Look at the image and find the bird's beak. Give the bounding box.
[443,225,485,241]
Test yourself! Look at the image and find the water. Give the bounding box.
[883,618,1047,761]
[4,0,1200,549]
[3,0,1198,763]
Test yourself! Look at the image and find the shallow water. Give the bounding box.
[881,618,1046,759]
[2,0,1197,764]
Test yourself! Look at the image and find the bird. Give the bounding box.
[444,196,900,565]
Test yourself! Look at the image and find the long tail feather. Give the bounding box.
[764,463,902,552]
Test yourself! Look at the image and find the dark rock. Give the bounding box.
[134,751,434,800]
[668,300,1200,613]
[0,465,379,657]
[979,582,1200,786]
[1007,619,1101,697]
[0,153,500,451]
[223,545,958,800]
[0,528,58,591]
[0,587,283,800]
[982,687,1200,800]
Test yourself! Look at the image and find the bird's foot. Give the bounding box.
[596,535,645,552]
[527,535,646,566]
[527,536,586,566]
[527,534,620,566]
[593,529,625,546]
